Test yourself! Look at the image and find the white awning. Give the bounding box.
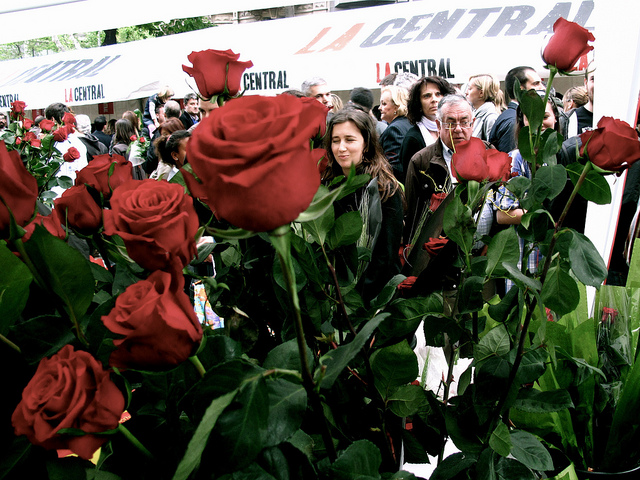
[0,0,598,110]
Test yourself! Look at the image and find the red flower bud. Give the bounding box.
[63,147,81,162]
[542,18,595,72]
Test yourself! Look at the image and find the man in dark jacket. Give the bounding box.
[77,114,107,162]
[92,115,112,150]
[179,93,200,130]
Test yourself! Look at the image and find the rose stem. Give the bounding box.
[117,423,154,460]
[0,333,21,353]
[189,355,206,378]
[270,224,338,462]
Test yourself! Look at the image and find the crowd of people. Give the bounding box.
[4,62,639,298]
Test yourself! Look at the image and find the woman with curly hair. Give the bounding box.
[322,106,405,301]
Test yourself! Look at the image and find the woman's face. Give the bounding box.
[379,91,397,123]
[465,83,484,109]
[171,138,189,168]
[421,82,443,119]
[331,121,365,176]
[523,102,556,132]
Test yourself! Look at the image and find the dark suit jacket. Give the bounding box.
[179,112,198,130]
[380,116,412,180]
[399,125,426,184]
[489,101,518,153]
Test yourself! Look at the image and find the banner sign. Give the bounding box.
[0,0,594,109]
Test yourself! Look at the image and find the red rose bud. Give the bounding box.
[452,138,512,182]
[11,345,125,461]
[139,136,145,144]
[22,118,33,129]
[11,100,26,114]
[55,185,103,234]
[15,137,22,145]
[63,147,81,162]
[22,209,66,242]
[101,270,203,371]
[542,18,595,71]
[185,95,325,232]
[29,138,41,147]
[183,49,253,98]
[75,154,132,198]
[130,135,137,142]
[429,192,448,212]
[39,119,55,132]
[424,237,449,257]
[62,112,76,126]
[53,125,69,142]
[579,117,640,172]
[103,179,199,271]
[0,141,38,239]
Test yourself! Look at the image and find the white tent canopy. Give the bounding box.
[0,0,596,110]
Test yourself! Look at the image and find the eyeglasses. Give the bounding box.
[442,121,473,130]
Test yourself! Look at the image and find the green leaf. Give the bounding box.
[502,263,542,292]
[326,211,363,250]
[443,195,474,255]
[57,175,73,189]
[506,174,531,200]
[10,315,75,364]
[529,165,567,203]
[475,327,511,362]
[0,241,33,335]
[509,430,553,471]
[173,390,238,480]
[518,89,545,133]
[566,163,612,205]
[295,173,369,223]
[430,452,477,480]
[370,340,419,400]
[458,276,485,314]
[513,388,574,413]
[489,422,512,457]
[541,129,562,165]
[485,227,520,278]
[388,384,427,417]
[263,339,314,372]
[515,348,547,384]
[327,439,381,480]
[318,313,388,389]
[264,378,307,447]
[495,456,536,480]
[23,226,94,322]
[303,204,334,245]
[541,265,580,316]
[568,232,608,286]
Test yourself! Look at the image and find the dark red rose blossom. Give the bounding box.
[11,100,26,114]
[0,141,38,239]
[39,119,55,132]
[542,18,595,71]
[11,345,125,460]
[424,237,449,257]
[23,118,33,129]
[53,125,69,142]
[63,147,81,162]
[55,185,103,234]
[22,209,66,242]
[103,179,199,271]
[130,135,137,142]
[185,95,327,232]
[62,112,76,126]
[101,270,203,371]
[75,154,132,198]
[452,138,512,182]
[183,49,253,98]
[579,117,640,172]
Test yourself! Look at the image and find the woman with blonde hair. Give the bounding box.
[143,85,174,129]
[379,84,412,180]
[466,74,505,141]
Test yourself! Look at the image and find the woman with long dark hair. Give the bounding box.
[322,107,405,301]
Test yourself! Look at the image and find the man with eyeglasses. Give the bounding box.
[404,94,493,257]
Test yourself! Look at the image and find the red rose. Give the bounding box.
[15,137,22,145]
[139,136,145,144]
[429,192,448,212]
[542,18,595,71]
[183,49,253,98]
[101,270,203,371]
[103,179,199,271]
[185,95,327,232]
[11,100,26,114]
[22,118,33,129]
[53,125,69,142]
[11,345,125,460]
[452,138,511,182]
[22,209,66,242]
[30,138,41,147]
[23,131,41,148]
[579,117,640,172]
[63,146,81,162]
[0,141,38,238]
[75,154,132,198]
[55,185,103,233]
[62,112,76,125]
[129,135,137,142]
[424,237,449,257]
[39,119,55,132]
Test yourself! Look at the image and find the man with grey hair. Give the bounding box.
[301,77,333,110]
[75,114,107,162]
[163,100,183,122]
[404,94,480,248]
